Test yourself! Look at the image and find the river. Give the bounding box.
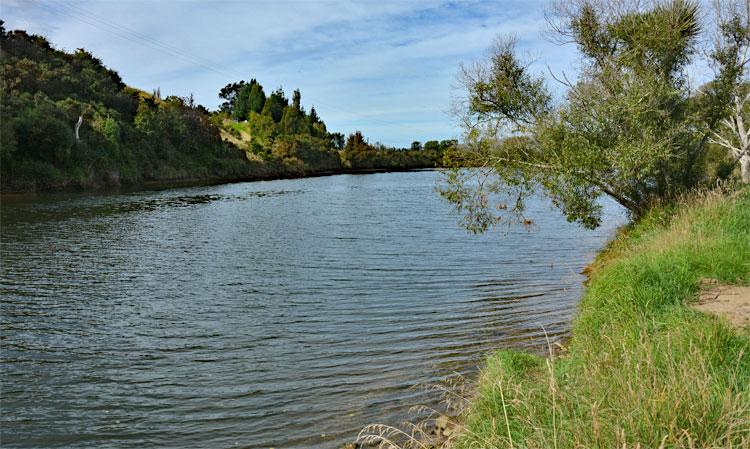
[0,170,625,448]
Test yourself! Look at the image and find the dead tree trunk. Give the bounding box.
[741,153,750,183]
[711,93,750,184]
[75,115,83,141]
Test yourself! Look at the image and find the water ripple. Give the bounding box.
[0,171,626,448]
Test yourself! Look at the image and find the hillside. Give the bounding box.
[211,79,451,173]
[0,24,447,193]
[0,25,261,191]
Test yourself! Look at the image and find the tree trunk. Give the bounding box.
[75,115,83,141]
[741,153,750,184]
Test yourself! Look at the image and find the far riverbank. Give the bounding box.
[0,164,436,195]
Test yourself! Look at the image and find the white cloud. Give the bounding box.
[2,0,574,147]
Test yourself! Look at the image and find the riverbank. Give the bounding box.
[136,166,435,192]
[451,187,750,448]
[0,165,435,195]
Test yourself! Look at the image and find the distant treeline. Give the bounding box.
[212,78,455,173]
[0,22,451,192]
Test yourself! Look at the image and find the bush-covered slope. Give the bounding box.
[0,25,258,191]
[212,81,452,173]
[0,24,448,192]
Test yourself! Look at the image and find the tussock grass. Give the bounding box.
[454,187,750,449]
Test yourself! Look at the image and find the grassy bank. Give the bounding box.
[454,187,750,448]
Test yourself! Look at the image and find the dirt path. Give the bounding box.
[692,279,750,329]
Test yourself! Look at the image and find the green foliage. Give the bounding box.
[246,111,277,142]
[424,140,439,152]
[261,87,288,122]
[214,82,447,173]
[0,24,445,192]
[0,27,253,191]
[270,135,342,172]
[340,131,448,170]
[291,88,302,112]
[330,132,345,150]
[443,1,750,231]
[466,37,551,128]
[218,80,246,112]
[279,105,305,134]
[248,82,266,114]
[231,83,251,121]
[228,79,266,121]
[455,187,750,449]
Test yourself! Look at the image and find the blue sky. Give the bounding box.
[2,0,579,147]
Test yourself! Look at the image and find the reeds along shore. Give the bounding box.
[450,186,750,449]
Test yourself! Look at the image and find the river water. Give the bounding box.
[1,170,625,448]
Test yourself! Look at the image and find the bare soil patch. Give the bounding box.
[692,279,750,329]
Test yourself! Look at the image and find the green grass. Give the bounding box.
[454,187,750,449]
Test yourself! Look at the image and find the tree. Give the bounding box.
[1,24,254,192]
[345,131,368,152]
[248,82,266,114]
[72,48,125,90]
[280,105,304,134]
[278,89,307,134]
[441,0,748,233]
[247,111,277,142]
[329,132,345,150]
[439,139,458,151]
[231,83,251,121]
[711,91,750,183]
[218,80,246,112]
[708,1,750,183]
[307,106,328,138]
[410,141,422,151]
[292,88,302,112]
[309,106,320,124]
[261,87,288,122]
[220,78,264,116]
[424,140,440,152]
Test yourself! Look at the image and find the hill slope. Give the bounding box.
[0,26,264,191]
[0,24,446,192]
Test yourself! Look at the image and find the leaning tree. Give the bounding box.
[440,0,750,232]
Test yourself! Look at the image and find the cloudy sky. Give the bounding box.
[2,0,579,147]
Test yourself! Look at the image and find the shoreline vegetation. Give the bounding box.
[357,186,750,449]
[0,23,451,194]
[360,0,750,446]
[449,186,750,449]
[0,167,435,198]
[3,0,750,448]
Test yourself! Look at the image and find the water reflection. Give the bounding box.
[2,189,305,223]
